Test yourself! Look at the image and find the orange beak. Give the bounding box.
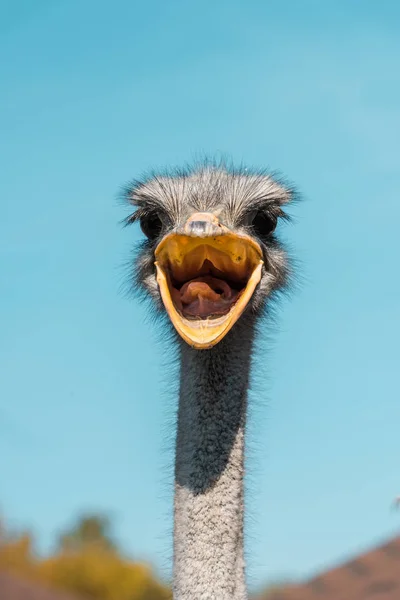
[154,213,263,349]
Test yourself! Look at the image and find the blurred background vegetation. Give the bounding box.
[0,511,288,599]
[0,512,172,600]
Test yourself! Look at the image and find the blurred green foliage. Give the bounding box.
[0,514,171,600]
[0,513,292,599]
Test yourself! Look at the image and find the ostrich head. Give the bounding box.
[125,163,293,348]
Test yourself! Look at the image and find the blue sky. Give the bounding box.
[1,0,400,591]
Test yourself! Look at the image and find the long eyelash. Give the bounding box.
[123,211,140,227]
[276,208,292,223]
[123,206,158,228]
[241,206,291,224]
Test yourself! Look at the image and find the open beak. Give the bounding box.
[154,213,263,349]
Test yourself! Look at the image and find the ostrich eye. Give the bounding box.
[140,213,163,240]
[251,210,277,238]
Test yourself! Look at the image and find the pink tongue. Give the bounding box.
[173,276,239,318]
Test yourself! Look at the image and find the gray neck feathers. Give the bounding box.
[173,320,255,599]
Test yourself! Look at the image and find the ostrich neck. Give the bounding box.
[174,323,254,600]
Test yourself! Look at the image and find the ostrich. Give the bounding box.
[124,162,295,600]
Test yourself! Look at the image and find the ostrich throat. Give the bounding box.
[174,323,253,600]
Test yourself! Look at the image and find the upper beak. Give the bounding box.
[154,212,263,349]
[183,212,228,237]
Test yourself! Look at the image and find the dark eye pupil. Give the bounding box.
[140,214,163,240]
[251,211,277,237]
